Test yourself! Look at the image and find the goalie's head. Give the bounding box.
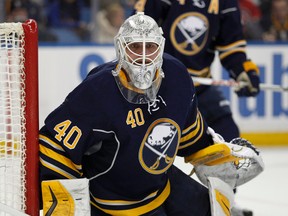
[113,12,165,104]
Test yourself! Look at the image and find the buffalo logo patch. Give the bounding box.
[170,12,209,55]
[139,119,180,174]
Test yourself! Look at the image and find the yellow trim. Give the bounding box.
[181,115,201,142]
[241,132,288,146]
[118,69,161,94]
[208,0,219,14]
[182,112,200,135]
[187,67,210,77]
[243,60,259,74]
[134,0,147,12]
[39,134,65,152]
[219,48,246,60]
[215,189,230,216]
[40,158,76,179]
[40,144,82,173]
[185,143,240,166]
[42,180,75,216]
[92,191,158,206]
[216,40,246,51]
[179,113,204,149]
[91,180,170,216]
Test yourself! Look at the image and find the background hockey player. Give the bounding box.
[39,12,264,216]
[134,0,261,215]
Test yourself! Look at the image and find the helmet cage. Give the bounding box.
[119,36,164,90]
[113,12,165,104]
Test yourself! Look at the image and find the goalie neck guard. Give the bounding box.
[113,12,165,104]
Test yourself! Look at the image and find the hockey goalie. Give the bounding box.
[39,12,264,216]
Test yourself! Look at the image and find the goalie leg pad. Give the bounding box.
[208,177,234,216]
[42,178,90,216]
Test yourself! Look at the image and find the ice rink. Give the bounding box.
[174,146,288,216]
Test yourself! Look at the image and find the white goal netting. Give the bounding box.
[0,22,28,216]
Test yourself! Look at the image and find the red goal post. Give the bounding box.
[0,20,39,215]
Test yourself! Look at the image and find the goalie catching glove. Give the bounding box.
[185,127,264,189]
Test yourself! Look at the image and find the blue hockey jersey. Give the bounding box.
[39,53,212,215]
[135,0,249,83]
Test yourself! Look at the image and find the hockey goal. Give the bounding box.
[0,20,39,215]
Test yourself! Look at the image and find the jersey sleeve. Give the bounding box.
[216,0,249,78]
[39,80,102,181]
[177,94,213,157]
[39,126,85,180]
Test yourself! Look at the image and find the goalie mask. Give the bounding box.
[113,12,165,104]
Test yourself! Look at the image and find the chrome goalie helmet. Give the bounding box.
[113,12,165,104]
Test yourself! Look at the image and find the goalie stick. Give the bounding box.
[192,77,288,92]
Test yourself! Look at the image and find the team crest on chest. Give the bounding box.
[170,12,209,55]
[139,119,180,174]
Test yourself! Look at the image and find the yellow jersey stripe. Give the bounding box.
[40,144,82,173]
[179,115,204,149]
[92,191,158,206]
[219,47,246,60]
[39,134,65,152]
[181,111,201,140]
[40,157,77,179]
[216,40,246,51]
[182,112,199,135]
[91,180,170,216]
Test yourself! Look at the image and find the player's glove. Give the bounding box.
[185,128,264,189]
[234,60,260,97]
